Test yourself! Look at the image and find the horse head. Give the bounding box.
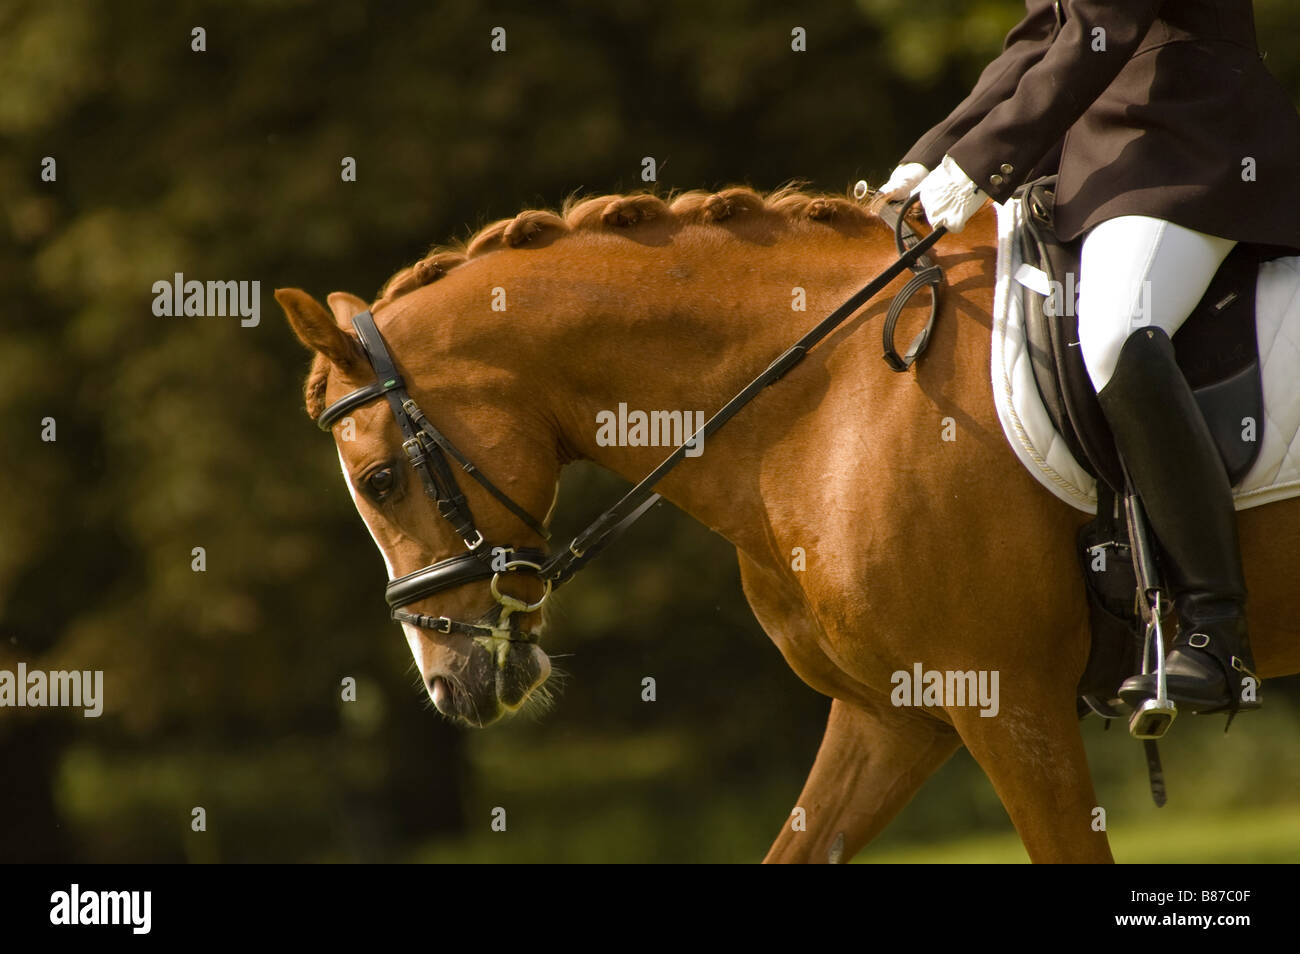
[277,285,561,726]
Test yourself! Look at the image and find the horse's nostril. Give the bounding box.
[429,676,450,711]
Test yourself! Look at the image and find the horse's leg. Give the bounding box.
[948,691,1114,863]
[763,696,960,863]
[942,499,1300,865]
[736,554,961,863]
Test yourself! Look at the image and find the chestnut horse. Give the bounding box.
[277,186,1300,863]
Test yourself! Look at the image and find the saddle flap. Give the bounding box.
[1017,177,1125,490]
[1012,176,1265,491]
[1173,244,1265,482]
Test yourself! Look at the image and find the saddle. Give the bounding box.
[1008,176,1276,717]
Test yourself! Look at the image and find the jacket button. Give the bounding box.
[1000,163,1014,175]
[990,174,1005,188]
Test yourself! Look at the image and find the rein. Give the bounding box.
[541,198,945,586]
[317,196,946,637]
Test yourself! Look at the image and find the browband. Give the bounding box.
[316,314,405,429]
[318,380,396,429]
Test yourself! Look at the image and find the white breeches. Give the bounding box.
[1078,215,1237,392]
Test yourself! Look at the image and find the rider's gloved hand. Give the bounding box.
[917,155,989,232]
[880,162,929,200]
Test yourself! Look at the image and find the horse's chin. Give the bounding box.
[430,639,550,727]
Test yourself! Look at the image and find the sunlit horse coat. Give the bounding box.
[901,0,1300,251]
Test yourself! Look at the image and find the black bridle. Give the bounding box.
[318,310,554,639]
[317,196,945,639]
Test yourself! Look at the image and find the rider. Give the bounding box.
[882,0,1300,716]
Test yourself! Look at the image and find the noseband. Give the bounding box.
[316,197,946,641]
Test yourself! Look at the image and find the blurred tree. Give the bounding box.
[1,0,1296,862]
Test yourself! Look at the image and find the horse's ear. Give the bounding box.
[327,291,369,327]
[275,288,363,371]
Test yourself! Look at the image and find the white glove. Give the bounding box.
[917,155,989,232]
[880,162,929,200]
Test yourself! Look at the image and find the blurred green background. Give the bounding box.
[3,0,1299,863]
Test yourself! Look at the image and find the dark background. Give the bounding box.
[3,0,1299,863]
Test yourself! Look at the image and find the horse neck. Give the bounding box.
[531,221,904,553]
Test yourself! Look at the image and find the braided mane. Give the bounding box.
[305,183,887,418]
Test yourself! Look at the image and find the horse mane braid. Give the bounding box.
[372,183,879,308]
[305,183,884,419]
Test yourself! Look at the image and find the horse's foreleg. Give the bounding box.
[949,695,1114,863]
[763,696,960,863]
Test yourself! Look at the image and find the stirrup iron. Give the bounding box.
[1122,482,1177,740]
[1129,593,1177,740]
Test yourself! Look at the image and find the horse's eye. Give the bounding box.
[366,468,395,500]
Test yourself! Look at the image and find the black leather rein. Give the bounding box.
[316,196,946,637]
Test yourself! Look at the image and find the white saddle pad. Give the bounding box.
[991,197,1300,514]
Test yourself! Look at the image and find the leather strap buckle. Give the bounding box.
[402,436,427,467]
[1187,632,1210,649]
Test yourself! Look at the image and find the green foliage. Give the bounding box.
[1,0,1297,862]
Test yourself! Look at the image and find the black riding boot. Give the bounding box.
[1096,328,1260,716]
